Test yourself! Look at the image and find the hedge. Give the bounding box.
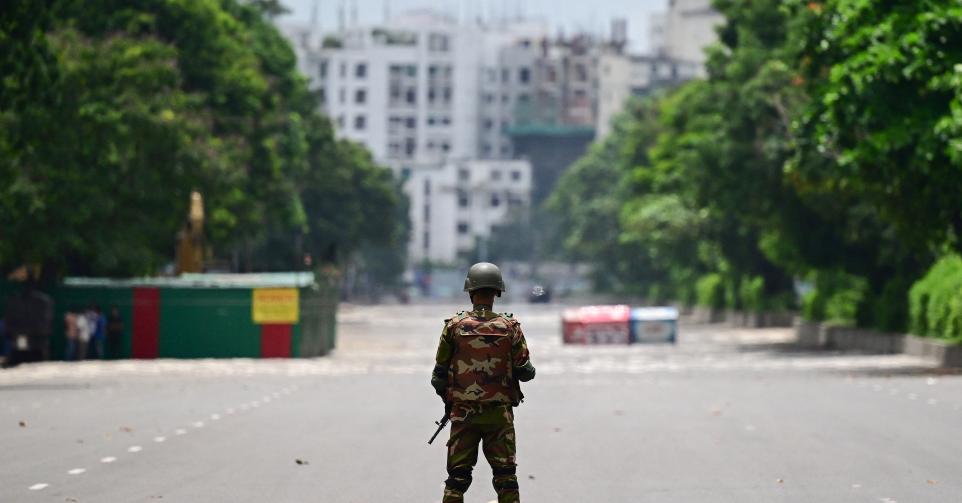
[909,255,962,342]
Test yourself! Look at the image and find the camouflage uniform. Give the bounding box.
[433,306,534,503]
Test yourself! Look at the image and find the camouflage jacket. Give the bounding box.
[434,307,531,410]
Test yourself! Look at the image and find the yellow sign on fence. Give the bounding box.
[252,288,300,324]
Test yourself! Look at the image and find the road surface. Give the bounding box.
[1,303,960,502]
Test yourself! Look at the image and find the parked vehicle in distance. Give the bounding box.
[529,285,551,303]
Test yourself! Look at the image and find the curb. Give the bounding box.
[794,322,962,368]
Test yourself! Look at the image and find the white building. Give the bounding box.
[595,2,722,138]
[596,53,701,137]
[653,0,724,66]
[405,159,532,264]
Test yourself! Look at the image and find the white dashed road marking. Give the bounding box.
[67,468,86,475]
[28,483,49,491]
[128,445,142,453]
[101,456,117,463]
[210,414,221,421]
[175,428,187,435]
[154,436,166,443]
[192,421,205,428]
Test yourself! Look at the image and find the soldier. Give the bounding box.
[432,262,536,503]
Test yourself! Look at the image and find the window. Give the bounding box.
[441,141,450,153]
[457,191,469,207]
[518,93,530,104]
[491,170,502,181]
[501,68,510,83]
[441,116,451,125]
[442,87,452,103]
[406,89,417,104]
[423,231,429,250]
[483,93,494,104]
[405,138,416,157]
[355,89,367,104]
[426,140,435,151]
[481,143,492,156]
[429,33,450,52]
[575,63,587,81]
[483,119,493,130]
[423,203,430,222]
[354,115,366,130]
[318,88,326,104]
[511,170,521,181]
[337,115,345,128]
[427,116,436,126]
[424,180,431,196]
[355,63,367,78]
[458,168,470,181]
[339,88,346,103]
[318,61,328,79]
[405,117,416,129]
[519,67,530,83]
[457,222,470,234]
[490,194,501,207]
[339,62,346,78]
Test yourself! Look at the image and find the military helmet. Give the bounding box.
[463,262,505,296]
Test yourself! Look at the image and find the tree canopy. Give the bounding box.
[549,0,960,331]
[0,0,406,282]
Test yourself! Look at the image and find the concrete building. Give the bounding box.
[313,11,484,168]
[405,159,532,264]
[596,52,702,137]
[653,0,724,66]
[595,3,723,138]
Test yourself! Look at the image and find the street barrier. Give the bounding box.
[562,305,678,345]
[630,307,678,344]
[5,273,338,360]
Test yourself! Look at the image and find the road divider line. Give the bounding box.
[210,414,221,420]
[192,421,205,428]
[154,436,166,442]
[101,456,116,463]
[28,483,48,491]
[128,445,142,453]
[175,428,187,435]
[67,468,86,475]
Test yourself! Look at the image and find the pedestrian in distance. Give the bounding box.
[63,309,79,361]
[431,262,536,503]
[106,306,124,359]
[90,305,106,359]
[75,307,91,361]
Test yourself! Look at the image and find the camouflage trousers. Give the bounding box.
[442,420,519,503]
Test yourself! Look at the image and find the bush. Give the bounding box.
[739,276,765,312]
[801,270,868,327]
[695,273,725,309]
[909,255,962,341]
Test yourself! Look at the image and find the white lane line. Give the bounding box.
[101,456,117,464]
[210,414,221,421]
[175,428,187,435]
[128,445,142,453]
[28,483,49,491]
[262,396,272,403]
[927,399,937,405]
[907,393,918,400]
[67,468,86,475]
[226,408,235,415]
[154,436,166,443]
[192,421,205,428]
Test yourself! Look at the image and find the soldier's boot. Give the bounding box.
[492,466,520,503]
[442,467,472,503]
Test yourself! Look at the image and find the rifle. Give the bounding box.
[428,402,451,445]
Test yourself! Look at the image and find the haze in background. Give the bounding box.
[278,0,667,51]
